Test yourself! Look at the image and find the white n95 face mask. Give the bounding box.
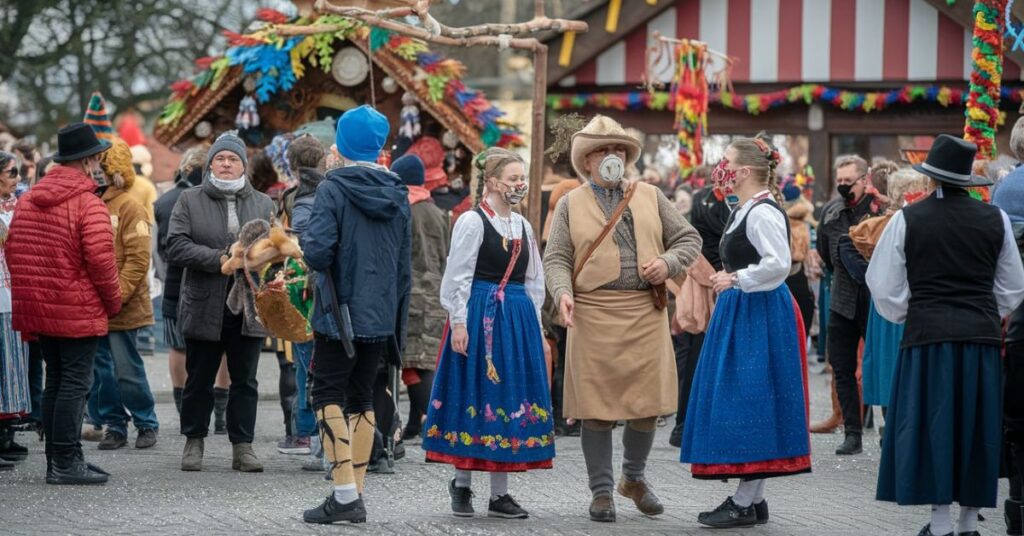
[598,154,625,184]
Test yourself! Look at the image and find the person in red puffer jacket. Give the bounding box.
[6,122,121,486]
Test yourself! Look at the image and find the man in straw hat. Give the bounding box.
[867,134,1024,536]
[544,115,702,522]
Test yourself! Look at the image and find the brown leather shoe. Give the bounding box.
[589,494,616,522]
[617,478,664,516]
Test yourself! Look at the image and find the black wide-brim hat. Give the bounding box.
[53,122,111,163]
[912,134,992,187]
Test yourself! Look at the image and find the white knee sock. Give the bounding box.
[733,480,760,508]
[930,504,952,535]
[490,472,508,499]
[333,483,358,504]
[957,506,980,534]
[454,469,472,489]
[751,479,766,504]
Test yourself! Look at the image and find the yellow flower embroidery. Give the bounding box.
[460,432,473,446]
[466,406,477,418]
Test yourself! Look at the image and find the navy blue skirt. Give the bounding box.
[876,342,1002,507]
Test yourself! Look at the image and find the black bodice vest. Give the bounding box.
[472,208,529,284]
[719,197,789,273]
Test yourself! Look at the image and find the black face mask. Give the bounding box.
[837,184,855,202]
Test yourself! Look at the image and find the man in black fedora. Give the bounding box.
[6,122,122,485]
[867,134,1024,536]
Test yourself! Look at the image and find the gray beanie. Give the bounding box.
[207,133,248,170]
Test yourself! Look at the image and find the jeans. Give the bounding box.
[310,334,382,413]
[88,329,160,437]
[181,311,262,444]
[28,342,44,424]
[292,340,317,438]
[40,336,99,459]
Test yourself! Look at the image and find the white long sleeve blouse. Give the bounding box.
[439,209,545,327]
[725,191,792,292]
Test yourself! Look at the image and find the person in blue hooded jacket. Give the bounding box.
[300,105,412,525]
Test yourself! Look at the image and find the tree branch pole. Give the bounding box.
[272,20,543,50]
[527,0,547,235]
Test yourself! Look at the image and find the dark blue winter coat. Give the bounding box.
[301,164,412,350]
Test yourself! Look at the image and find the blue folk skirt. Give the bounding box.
[876,342,1002,507]
[423,281,555,471]
[0,312,30,418]
[861,302,904,407]
[680,285,811,479]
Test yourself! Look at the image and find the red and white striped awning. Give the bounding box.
[559,0,1023,87]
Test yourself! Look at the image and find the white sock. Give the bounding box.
[957,506,980,534]
[334,483,358,505]
[751,479,766,504]
[490,472,508,499]
[733,480,759,508]
[930,504,953,535]
[309,435,322,458]
[454,469,472,489]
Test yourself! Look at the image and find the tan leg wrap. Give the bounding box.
[316,405,354,488]
[348,411,376,494]
[627,416,659,433]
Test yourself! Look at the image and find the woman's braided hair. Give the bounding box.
[730,133,783,205]
[471,147,525,207]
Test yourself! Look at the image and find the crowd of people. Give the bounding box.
[3,100,1024,536]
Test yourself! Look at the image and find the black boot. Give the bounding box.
[46,455,108,485]
[213,387,229,435]
[668,423,683,448]
[697,497,757,528]
[173,387,183,415]
[835,433,863,455]
[1007,498,1023,536]
[303,495,367,524]
[0,427,27,461]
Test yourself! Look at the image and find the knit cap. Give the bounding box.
[335,105,389,162]
[391,154,425,186]
[84,92,114,141]
[207,132,248,170]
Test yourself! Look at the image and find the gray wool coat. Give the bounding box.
[166,179,275,342]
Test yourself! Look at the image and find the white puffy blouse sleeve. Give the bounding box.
[523,217,546,326]
[866,211,909,323]
[440,211,484,325]
[735,203,791,292]
[995,210,1024,317]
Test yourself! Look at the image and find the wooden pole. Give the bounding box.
[527,0,547,235]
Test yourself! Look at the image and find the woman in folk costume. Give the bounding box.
[423,147,554,520]
[544,115,702,523]
[680,135,811,529]
[867,135,1024,536]
[0,151,30,470]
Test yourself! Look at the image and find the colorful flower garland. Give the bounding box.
[672,42,709,177]
[158,9,522,148]
[965,0,1006,159]
[548,85,1024,114]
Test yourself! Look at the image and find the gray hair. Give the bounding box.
[1011,116,1024,161]
[834,154,869,176]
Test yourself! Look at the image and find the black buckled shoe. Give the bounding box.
[835,433,863,456]
[46,457,108,485]
[754,499,769,524]
[697,497,758,528]
[917,523,952,536]
[303,495,366,524]
[448,478,474,517]
[488,494,529,519]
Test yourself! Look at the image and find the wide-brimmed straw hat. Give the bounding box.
[570,115,642,179]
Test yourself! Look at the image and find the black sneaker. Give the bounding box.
[697,497,757,528]
[754,499,769,524]
[98,431,127,451]
[0,438,28,461]
[488,494,529,519]
[448,478,474,517]
[135,429,158,449]
[302,495,366,524]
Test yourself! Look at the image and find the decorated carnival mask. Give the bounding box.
[712,159,741,205]
[490,178,529,206]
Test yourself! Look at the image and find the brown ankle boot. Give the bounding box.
[181,438,204,472]
[617,478,664,516]
[232,442,264,472]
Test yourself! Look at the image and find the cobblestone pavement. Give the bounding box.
[0,353,1011,535]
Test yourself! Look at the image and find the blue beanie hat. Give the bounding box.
[391,154,425,186]
[993,166,1024,223]
[336,105,389,162]
[782,183,801,202]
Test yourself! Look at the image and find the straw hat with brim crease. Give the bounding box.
[53,122,112,163]
[912,134,993,187]
[570,115,642,179]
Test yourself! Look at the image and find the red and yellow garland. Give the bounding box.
[671,42,709,178]
[964,0,1006,159]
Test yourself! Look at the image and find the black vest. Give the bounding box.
[901,188,1004,348]
[472,208,529,284]
[719,197,789,273]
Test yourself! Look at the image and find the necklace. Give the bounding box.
[481,198,514,251]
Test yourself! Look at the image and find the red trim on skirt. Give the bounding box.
[691,454,812,479]
[426,451,553,472]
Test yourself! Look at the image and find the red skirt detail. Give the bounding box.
[691,454,812,479]
[426,451,553,472]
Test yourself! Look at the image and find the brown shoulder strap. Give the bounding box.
[572,182,638,289]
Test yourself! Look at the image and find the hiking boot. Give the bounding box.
[135,429,157,449]
[697,496,757,528]
[488,494,529,519]
[754,499,769,524]
[303,495,367,524]
[181,438,204,471]
[617,477,664,516]
[589,493,616,522]
[232,442,264,472]
[448,477,474,517]
[82,426,104,442]
[277,436,311,455]
[46,456,108,485]
[97,430,127,450]
[835,433,863,455]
